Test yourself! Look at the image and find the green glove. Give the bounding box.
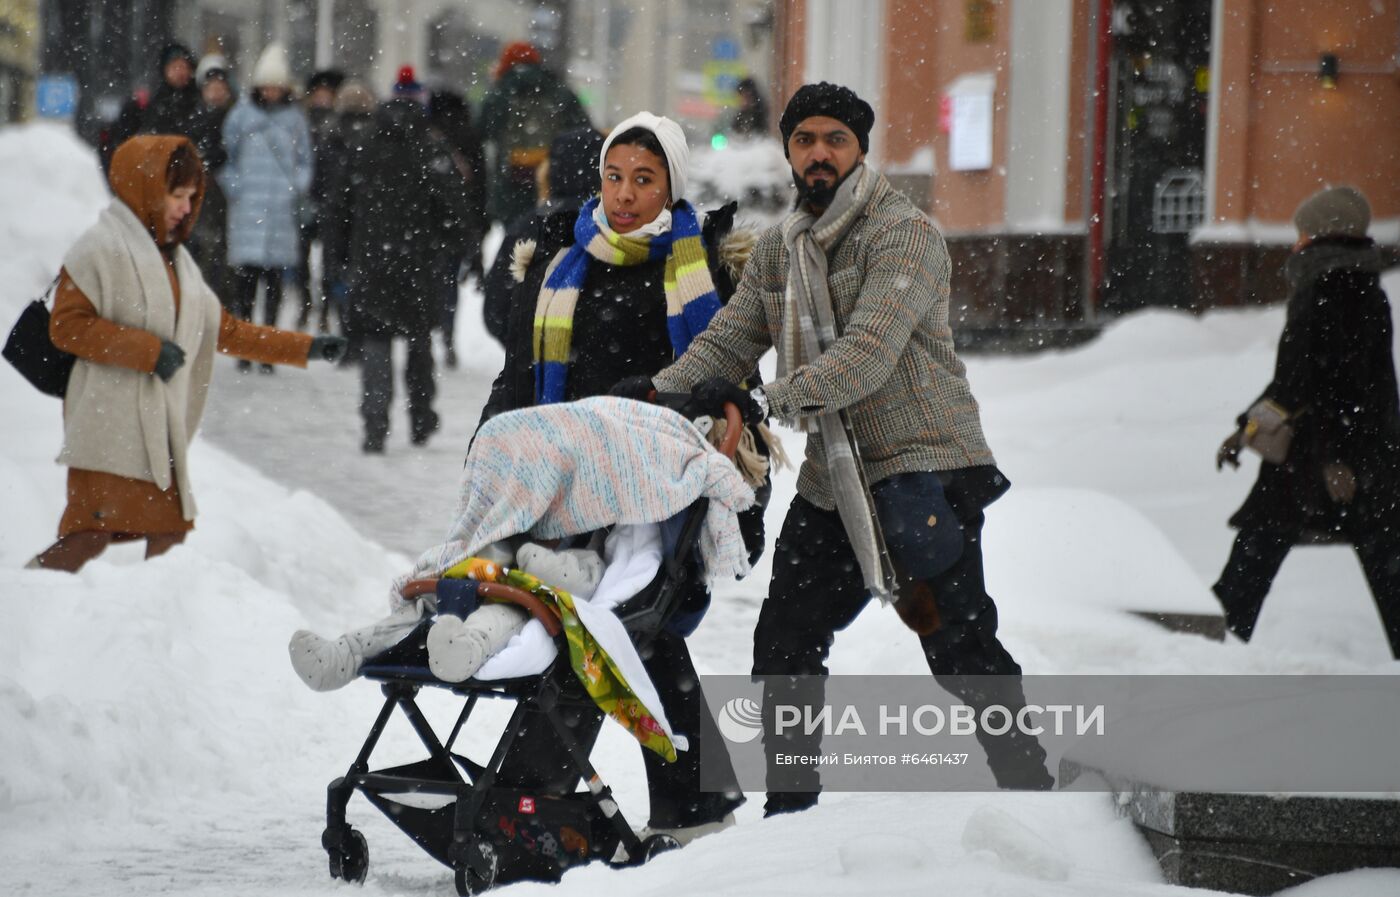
[309,335,348,363]
[153,340,186,382]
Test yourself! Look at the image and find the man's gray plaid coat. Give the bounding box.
[653,169,994,509]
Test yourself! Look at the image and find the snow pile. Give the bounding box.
[688,136,793,225]
[0,120,108,303]
[961,805,1070,882]
[1277,869,1400,896]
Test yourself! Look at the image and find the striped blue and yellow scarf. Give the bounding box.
[532,197,721,404]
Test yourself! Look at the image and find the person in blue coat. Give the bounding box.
[220,43,313,369]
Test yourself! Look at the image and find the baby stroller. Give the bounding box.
[319,402,747,895]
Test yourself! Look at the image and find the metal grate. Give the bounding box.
[1152,169,1206,234]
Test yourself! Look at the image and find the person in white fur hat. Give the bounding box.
[475,110,768,846]
[219,43,313,356]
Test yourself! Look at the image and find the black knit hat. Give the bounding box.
[306,69,346,93]
[158,42,197,70]
[778,82,874,155]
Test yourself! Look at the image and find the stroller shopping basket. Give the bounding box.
[321,498,718,895]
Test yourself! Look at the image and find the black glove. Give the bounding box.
[153,339,186,382]
[687,377,763,424]
[608,375,656,402]
[309,334,349,363]
[1216,428,1244,471]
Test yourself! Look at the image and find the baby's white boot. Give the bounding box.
[289,602,424,691]
[427,603,529,682]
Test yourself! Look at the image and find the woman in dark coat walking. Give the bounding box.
[478,111,760,845]
[1214,185,1400,657]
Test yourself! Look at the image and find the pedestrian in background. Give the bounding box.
[427,89,489,368]
[478,41,591,226]
[101,42,202,171]
[186,54,235,302]
[1214,185,1400,657]
[325,91,471,452]
[319,80,378,364]
[481,127,604,345]
[296,69,345,333]
[220,43,313,369]
[727,77,770,137]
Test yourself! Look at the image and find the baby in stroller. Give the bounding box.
[294,396,772,892]
[289,393,770,692]
[289,536,608,690]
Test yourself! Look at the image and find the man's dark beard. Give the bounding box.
[792,162,854,212]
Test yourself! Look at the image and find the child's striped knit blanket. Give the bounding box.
[395,396,756,606]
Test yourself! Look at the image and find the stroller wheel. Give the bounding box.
[326,828,369,884]
[452,841,497,896]
[639,833,682,863]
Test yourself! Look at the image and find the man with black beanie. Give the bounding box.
[637,82,1054,813]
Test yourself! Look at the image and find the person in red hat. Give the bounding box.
[478,42,591,224]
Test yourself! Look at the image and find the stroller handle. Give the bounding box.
[398,579,564,637]
[649,392,744,460]
[716,402,744,458]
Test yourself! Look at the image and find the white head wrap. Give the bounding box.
[600,111,690,203]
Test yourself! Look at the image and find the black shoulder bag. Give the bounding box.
[3,275,75,398]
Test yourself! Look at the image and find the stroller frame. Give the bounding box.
[321,497,714,895]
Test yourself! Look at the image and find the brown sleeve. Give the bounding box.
[49,269,162,372]
[216,308,313,367]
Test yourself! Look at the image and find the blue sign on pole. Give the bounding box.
[712,37,741,61]
[36,75,79,118]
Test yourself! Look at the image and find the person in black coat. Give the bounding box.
[477,112,761,843]
[318,81,377,356]
[426,90,490,368]
[101,43,203,171]
[481,127,604,346]
[325,94,472,452]
[1214,185,1400,657]
[729,77,769,137]
[293,69,345,332]
[186,56,236,301]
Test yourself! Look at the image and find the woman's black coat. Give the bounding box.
[1229,236,1400,539]
[479,202,741,424]
[477,201,768,569]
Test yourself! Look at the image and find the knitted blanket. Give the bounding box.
[394,396,755,605]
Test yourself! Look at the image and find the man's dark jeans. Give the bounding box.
[754,472,1052,811]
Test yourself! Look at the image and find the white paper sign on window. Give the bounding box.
[946,73,995,172]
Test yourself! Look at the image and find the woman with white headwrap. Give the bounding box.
[477,111,761,845]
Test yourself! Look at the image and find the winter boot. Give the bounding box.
[410,410,440,446]
[639,812,736,846]
[288,602,425,691]
[517,543,605,598]
[763,792,819,817]
[427,603,530,682]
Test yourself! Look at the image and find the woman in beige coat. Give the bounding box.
[29,135,344,572]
